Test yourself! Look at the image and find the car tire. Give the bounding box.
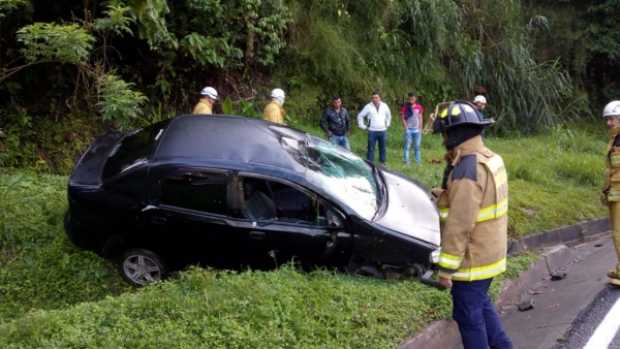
[119,249,166,286]
[347,256,384,278]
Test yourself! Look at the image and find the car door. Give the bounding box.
[239,175,344,265]
[143,167,247,268]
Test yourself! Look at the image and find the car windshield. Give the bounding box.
[296,136,379,220]
[103,120,170,179]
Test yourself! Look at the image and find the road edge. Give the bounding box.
[399,217,610,349]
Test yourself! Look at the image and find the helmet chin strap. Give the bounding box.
[445,125,484,150]
[274,96,285,105]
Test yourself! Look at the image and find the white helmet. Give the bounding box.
[270,88,286,103]
[473,95,487,104]
[603,101,620,118]
[200,86,218,100]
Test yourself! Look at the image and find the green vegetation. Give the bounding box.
[0,169,536,348]
[0,171,129,321]
[525,0,620,107]
[0,0,614,346]
[0,0,604,138]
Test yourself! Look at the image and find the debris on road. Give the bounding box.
[518,294,536,312]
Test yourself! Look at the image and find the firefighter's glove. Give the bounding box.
[438,276,453,289]
[431,188,444,202]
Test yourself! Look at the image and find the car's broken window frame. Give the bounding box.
[235,172,345,228]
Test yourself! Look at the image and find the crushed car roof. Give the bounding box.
[155,115,308,173]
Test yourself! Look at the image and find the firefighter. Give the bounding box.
[193,86,218,115]
[263,88,286,124]
[432,100,513,349]
[602,100,620,286]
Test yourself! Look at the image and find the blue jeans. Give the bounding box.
[329,135,350,150]
[403,128,421,164]
[451,279,513,349]
[367,131,387,163]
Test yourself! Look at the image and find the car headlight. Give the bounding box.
[430,248,441,264]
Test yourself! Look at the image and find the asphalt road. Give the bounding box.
[402,234,620,349]
[501,236,618,349]
[554,285,620,349]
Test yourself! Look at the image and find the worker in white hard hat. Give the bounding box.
[263,88,286,124]
[193,86,219,115]
[602,100,620,286]
[473,95,487,114]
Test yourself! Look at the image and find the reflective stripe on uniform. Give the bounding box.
[611,154,620,167]
[439,208,449,221]
[439,198,508,223]
[439,154,508,223]
[476,198,509,223]
[438,252,463,270]
[451,258,507,281]
[609,190,620,202]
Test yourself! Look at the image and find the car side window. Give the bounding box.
[161,172,229,215]
[242,177,326,225]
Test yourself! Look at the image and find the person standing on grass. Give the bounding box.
[357,91,392,165]
[263,88,286,124]
[320,96,351,150]
[192,86,218,115]
[473,95,488,118]
[602,100,620,287]
[432,100,512,349]
[400,92,424,165]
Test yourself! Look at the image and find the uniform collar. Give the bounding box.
[455,135,484,154]
[445,135,485,165]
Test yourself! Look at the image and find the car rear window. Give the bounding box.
[103,120,170,179]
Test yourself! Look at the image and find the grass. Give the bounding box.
[0,169,534,348]
[0,171,130,322]
[0,120,606,347]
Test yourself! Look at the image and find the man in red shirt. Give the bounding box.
[401,92,424,165]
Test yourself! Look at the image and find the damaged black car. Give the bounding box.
[65,115,441,286]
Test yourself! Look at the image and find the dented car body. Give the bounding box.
[65,115,440,285]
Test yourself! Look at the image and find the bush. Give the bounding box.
[0,0,27,19]
[97,73,148,130]
[16,23,95,65]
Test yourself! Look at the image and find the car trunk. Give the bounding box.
[69,131,124,187]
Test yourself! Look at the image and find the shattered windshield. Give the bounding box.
[293,135,379,220]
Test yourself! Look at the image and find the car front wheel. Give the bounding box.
[120,249,165,286]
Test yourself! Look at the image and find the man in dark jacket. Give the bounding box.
[320,96,351,150]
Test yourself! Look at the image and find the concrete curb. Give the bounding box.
[399,217,610,349]
[508,218,609,255]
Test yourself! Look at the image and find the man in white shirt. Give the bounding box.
[357,91,392,165]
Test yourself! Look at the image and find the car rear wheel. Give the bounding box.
[120,249,165,286]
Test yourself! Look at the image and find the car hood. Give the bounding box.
[374,171,441,246]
